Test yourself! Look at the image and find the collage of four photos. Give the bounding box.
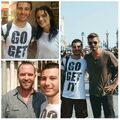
[1,0,119,118]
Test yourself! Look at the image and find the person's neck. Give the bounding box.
[72,54,81,60]
[92,48,102,58]
[18,87,33,98]
[47,93,59,104]
[13,19,27,28]
[43,25,50,33]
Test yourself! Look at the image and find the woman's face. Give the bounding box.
[36,10,51,31]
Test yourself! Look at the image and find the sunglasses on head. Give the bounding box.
[88,41,98,45]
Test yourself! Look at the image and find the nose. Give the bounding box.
[39,16,43,21]
[21,9,25,14]
[25,74,29,80]
[45,79,50,85]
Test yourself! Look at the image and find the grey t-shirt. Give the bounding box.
[84,50,118,96]
[2,87,46,118]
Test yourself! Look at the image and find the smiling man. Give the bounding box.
[39,62,59,118]
[61,39,88,118]
[1,2,34,59]
[2,61,46,118]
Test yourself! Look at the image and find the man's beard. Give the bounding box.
[73,51,81,56]
[19,82,34,91]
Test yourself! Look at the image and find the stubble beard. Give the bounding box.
[20,82,34,91]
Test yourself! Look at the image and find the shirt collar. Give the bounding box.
[13,86,37,96]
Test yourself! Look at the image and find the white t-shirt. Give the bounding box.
[35,32,59,59]
[61,56,87,99]
[1,22,32,59]
[40,102,60,118]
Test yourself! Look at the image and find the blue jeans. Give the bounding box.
[90,95,115,118]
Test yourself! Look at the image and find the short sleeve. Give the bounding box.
[1,24,7,41]
[61,57,66,70]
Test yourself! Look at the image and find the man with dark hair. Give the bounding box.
[1,2,34,59]
[61,39,88,118]
[85,33,118,118]
[39,62,59,118]
[2,61,46,118]
[16,2,32,10]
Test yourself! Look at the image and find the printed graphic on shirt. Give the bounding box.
[66,61,82,92]
[8,31,28,58]
[40,108,57,118]
[62,57,87,99]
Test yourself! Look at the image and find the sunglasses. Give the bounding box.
[88,41,98,45]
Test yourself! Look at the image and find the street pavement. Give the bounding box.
[72,80,118,118]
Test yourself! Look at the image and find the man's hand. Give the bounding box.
[104,83,117,94]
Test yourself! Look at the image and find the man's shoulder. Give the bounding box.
[34,91,46,99]
[34,91,43,96]
[26,22,36,30]
[2,23,7,28]
[61,55,70,64]
[26,22,32,27]
[1,23,7,33]
[81,57,87,62]
[2,21,13,29]
[33,91,46,104]
[62,55,70,61]
[84,52,91,59]
[102,49,113,57]
[2,88,17,99]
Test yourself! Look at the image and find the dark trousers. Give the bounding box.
[90,95,115,118]
[61,97,88,118]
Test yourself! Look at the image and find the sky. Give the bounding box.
[61,1,118,49]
